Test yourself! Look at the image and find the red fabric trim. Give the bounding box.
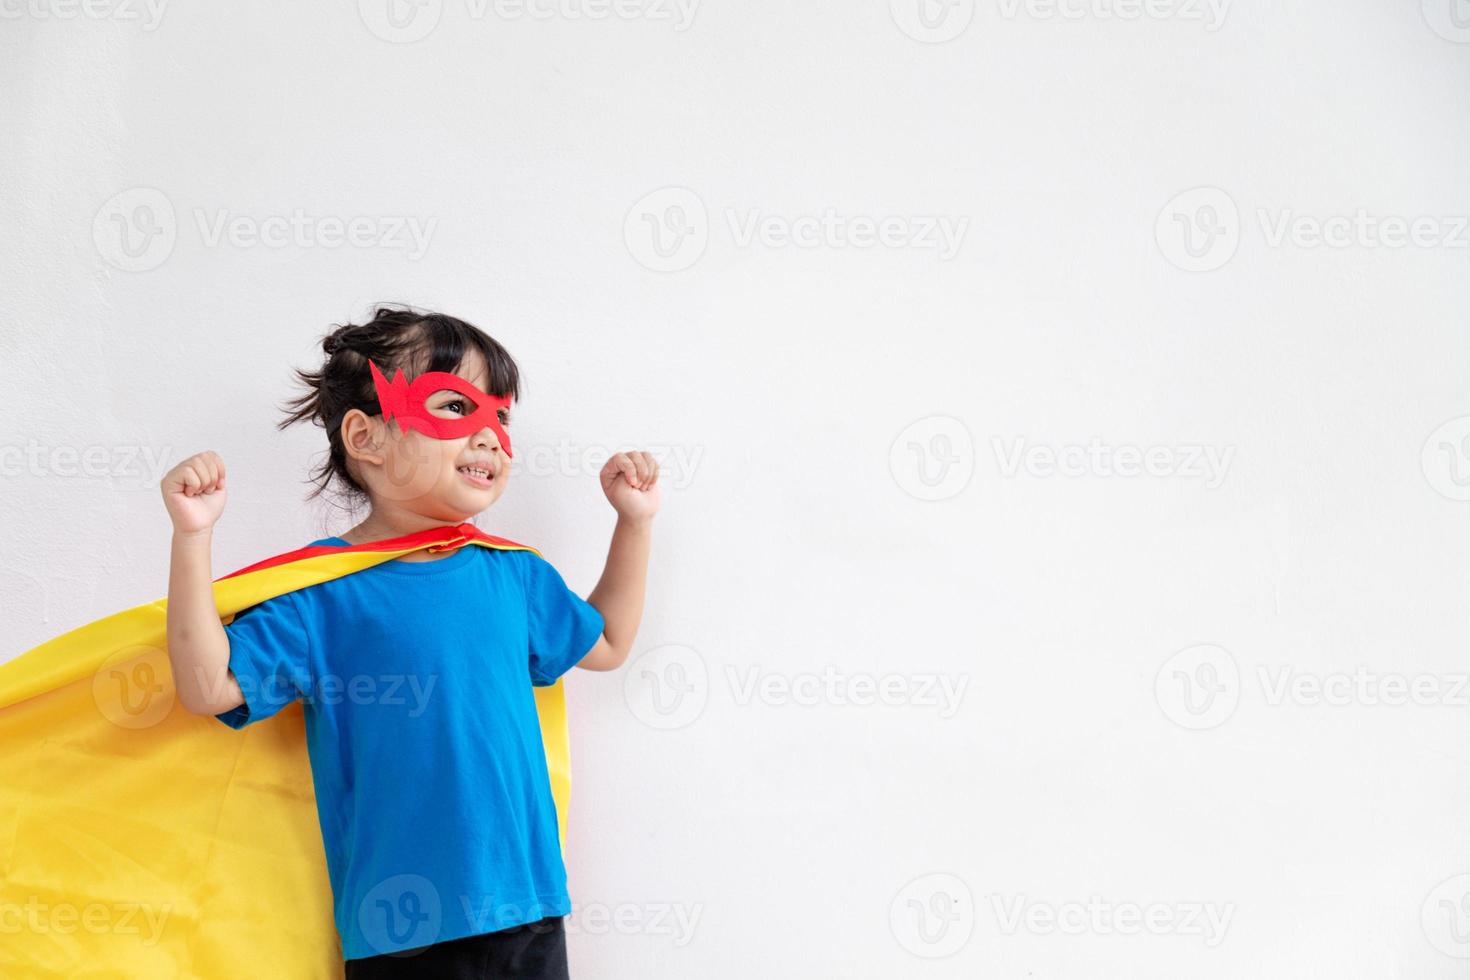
[218,521,536,581]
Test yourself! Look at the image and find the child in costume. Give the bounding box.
[159,306,660,978]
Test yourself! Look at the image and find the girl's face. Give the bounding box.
[347,350,513,521]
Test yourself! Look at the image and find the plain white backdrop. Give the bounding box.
[3,1,1470,977]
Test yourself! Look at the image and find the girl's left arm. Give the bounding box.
[580,450,661,671]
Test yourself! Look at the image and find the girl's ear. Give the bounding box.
[340,408,388,467]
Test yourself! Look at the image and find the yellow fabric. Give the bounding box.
[0,539,568,978]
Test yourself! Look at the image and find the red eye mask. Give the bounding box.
[369,360,514,458]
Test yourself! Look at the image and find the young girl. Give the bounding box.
[160,306,659,979]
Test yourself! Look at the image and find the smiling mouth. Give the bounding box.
[457,465,495,485]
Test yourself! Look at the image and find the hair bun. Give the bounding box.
[324,335,341,355]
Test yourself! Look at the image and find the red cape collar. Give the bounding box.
[219,522,534,581]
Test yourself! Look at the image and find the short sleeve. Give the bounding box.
[213,590,315,729]
[521,553,605,686]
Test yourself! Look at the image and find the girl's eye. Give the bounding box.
[443,398,470,415]
[497,409,510,426]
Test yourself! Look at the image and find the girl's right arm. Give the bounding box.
[160,450,245,716]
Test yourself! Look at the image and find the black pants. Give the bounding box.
[345,916,568,980]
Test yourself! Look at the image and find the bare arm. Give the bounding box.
[160,450,244,715]
[581,516,653,670]
[579,451,661,672]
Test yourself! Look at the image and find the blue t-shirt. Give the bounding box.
[213,536,604,961]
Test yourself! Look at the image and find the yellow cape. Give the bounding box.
[0,523,568,978]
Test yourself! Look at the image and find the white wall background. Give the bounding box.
[3,1,1470,977]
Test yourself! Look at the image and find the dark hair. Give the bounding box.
[277,304,521,505]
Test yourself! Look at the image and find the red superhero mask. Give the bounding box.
[369,360,514,457]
